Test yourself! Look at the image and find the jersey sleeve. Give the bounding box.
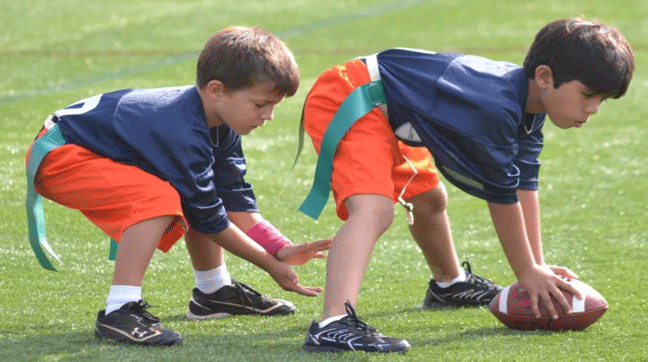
[210,126,258,213]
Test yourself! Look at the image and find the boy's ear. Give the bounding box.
[535,65,554,89]
[205,80,226,99]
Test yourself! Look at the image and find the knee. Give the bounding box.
[345,195,395,234]
[411,183,448,216]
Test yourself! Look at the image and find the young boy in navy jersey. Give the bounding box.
[25,26,330,346]
[298,18,634,353]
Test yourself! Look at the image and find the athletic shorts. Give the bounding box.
[303,58,440,220]
[26,127,187,252]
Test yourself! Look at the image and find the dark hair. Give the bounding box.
[196,26,300,96]
[523,18,634,98]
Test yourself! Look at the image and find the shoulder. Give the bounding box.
[451,55,519,75]
[443,56,527,116]
[114,86,210,147]
[442,55,522,97]
[117,86,197,110]
[377,48,459,71]
[115,86,202,124]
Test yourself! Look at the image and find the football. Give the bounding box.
[488,279,608,331]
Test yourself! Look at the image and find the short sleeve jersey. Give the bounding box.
[375,48,546,204]
[50,85,257,234]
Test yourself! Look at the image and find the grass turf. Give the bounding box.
[1,0,647,361]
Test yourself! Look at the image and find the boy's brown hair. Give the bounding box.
[196,26,300,96]
[524,18,634,98]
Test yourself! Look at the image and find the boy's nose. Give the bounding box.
[586,99,602,115]
[263,107,274,121]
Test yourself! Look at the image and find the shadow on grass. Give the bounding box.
[409,326,558,349]
[0,331,103,361]
[359,303,493,318]
[0,327,318,361]
[0,313,575,362]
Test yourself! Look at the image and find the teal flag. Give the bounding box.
[298,80,386,219]
[25,125,66,271]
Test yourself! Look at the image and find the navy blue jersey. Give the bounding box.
[49,86,257,234]
[375,48,546,204]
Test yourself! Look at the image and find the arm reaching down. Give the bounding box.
[488,201,582,318]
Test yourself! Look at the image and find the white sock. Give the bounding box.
[105,285,141,315]
[435,269,467,288]
[194,265,232,294]
[319,314,347,328]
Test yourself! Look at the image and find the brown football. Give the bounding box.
[489,279,608,331]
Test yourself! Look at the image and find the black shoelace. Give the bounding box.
[342,301,380,337]
[129,300,160,323]
[462,261,500,290]
[232,280,263,311]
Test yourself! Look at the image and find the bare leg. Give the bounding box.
[322,194,394,319]
[406,183,461,282]
[112,215,175,286]
[185,212,263,271]
[185,227,225,271]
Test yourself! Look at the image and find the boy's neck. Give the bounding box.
[524,78,544,114]
[196,85,224,128]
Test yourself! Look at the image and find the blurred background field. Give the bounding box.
[1,0,646,360]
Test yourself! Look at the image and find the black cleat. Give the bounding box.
[302,301,410,353]
[187,279,295,320]
[424,261,503,308]
[95,300,182,346]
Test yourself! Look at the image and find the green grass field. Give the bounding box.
[1,0,647,360]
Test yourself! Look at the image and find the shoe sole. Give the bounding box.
[302,344,409,353]
[186,298,295,320]
[186,310,234,320]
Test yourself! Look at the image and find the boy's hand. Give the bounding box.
[518,264,584,319]
[275,239,332,265]
[548,265,579,279]
[267,260,323,297]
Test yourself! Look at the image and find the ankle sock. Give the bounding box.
[194,265,232,294]
[105,285,141,315]
[435,269,467,288]
[319,314,347,328]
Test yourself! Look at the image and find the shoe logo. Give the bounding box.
[131,327,149,339]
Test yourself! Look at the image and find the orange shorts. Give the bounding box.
[27,128,187,252]
[303,59,440,220]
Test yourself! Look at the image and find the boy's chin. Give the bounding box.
[549,118,571,130]
[230,126,254,135]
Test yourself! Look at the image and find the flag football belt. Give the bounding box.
[25,117,118,271]
[297,57,387,219]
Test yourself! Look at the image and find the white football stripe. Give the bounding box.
[572,285,588,313]
[499,285,511,313]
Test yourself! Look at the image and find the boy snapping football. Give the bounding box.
[298,18,634,353]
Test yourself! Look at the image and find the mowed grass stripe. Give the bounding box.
[0,0,430,104]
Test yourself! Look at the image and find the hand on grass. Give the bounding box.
[275,239,332,265]
[517,264,584,319]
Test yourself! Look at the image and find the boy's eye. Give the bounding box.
[582,92,609,102]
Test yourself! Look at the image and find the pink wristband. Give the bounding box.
[245,220,292,256]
